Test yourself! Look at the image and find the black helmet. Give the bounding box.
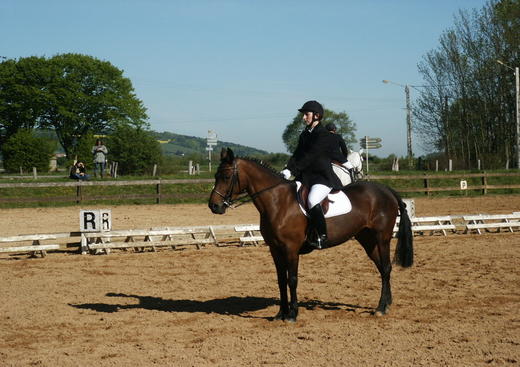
[298,100,324,117]
[325,123,337,132]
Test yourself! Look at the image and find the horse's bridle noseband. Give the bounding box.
[211,160,284,209]
[211,161,246,208]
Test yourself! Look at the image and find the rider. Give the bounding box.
[281,100,351,249]
[325,122,350,158]
[326,122,356,182]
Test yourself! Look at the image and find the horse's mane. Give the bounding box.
[238,156,285,178]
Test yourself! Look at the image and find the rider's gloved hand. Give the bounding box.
[342,161,354,170]
[281,168,292,180]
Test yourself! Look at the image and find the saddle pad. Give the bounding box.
[296,182,352,218]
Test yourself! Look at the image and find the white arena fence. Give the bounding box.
[1,212,519,258]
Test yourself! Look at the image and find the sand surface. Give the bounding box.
[1,195,519,366]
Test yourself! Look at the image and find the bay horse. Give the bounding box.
[208,148,413,322]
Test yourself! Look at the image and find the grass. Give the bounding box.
[1,169,519,209]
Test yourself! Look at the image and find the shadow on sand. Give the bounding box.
[69,293,373,319]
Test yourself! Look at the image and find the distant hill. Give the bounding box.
[151,131,269,157]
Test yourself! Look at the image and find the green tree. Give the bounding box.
[0,56,52,146]
[415,0,519,168]
[1,129,55,173]
[282,109,356,153]
[107,125,162,175]
[0,54,148,157]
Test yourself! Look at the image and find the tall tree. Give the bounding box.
[0,54,148,156]
[282,109,356,153]
[0,56,51,145]
[414,0,519,168]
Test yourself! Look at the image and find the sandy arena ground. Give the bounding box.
[0,195,519,366]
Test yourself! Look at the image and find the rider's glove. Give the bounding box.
[281,168,292,180]
[342,161,354,170]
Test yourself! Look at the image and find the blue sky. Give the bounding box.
[1,0,489,156]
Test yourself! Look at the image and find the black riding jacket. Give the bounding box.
[287,122,348,190]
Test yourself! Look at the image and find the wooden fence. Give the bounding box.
[366,172,520,195]
[2,212,519,258]
[0,178,214,204]
[0,172,520,204]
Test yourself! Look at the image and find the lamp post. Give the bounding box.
[383,79,413,168]
[497,60,520,169]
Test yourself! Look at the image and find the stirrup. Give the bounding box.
[307,234,329,250]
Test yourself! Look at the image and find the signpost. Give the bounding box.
[206,130,218,172]
[359,136,382,173]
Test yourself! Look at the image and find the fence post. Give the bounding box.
[152,164,157,177]
[424,175,430,196]
[32,167,37,179]
[481,173,487,195]
[156,182,161,204]
[76,184,82,204]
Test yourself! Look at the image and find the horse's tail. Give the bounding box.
[389,187,414,268]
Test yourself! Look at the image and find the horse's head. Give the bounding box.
[208,147,244,214]
[347,149,364,173]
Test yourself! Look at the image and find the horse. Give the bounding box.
[208,148,413,322]
[332,149,365,185]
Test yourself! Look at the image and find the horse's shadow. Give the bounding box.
[69,293,372,319]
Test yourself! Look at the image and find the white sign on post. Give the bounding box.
[80,209,112,232]
[207,130,218,172]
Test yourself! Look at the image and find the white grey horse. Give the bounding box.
[332,149,364,186]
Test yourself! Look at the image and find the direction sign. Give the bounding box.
[360,136,382,150]
[207,130,218,146]
[359,137,382,144]
[361,143,382,149]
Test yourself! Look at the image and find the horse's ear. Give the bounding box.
[227,148,235,162]
[220,147,235,163]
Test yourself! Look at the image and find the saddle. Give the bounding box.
[297,184,339,215]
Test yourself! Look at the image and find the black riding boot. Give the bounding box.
[306,204,329,249]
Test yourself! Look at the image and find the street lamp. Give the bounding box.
[383,79,413,168]
[497,60,520,169]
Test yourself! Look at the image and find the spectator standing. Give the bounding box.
[92,139,108,178]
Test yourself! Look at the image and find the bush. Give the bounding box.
[107,125,162,175]
[1,130,56,173]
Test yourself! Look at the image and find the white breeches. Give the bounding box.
[308,184,332,208]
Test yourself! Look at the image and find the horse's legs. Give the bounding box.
[269,246,289,320]
[286,251,300,322]
[269,246,300,322]
[355,228,393,315]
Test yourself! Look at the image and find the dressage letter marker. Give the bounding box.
[80,209,112,232]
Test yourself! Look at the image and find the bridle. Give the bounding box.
[211,160,284,209]
[211,161,245,208]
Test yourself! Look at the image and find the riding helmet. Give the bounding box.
[298,100,324,116]
[325,123,337,132]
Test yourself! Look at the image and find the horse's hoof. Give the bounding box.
[273,312,285,321]
[285,317,297,323]
[374,306,390,317]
